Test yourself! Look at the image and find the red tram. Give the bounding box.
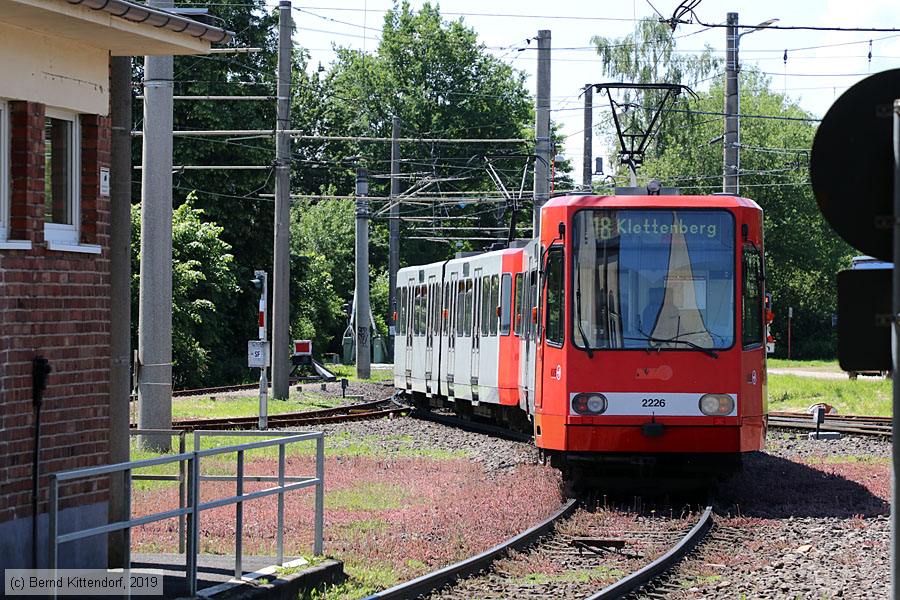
[394,192,767,470]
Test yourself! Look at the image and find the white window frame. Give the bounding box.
[43,107,81,248]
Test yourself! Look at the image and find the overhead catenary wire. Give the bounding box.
[131,129,531,143]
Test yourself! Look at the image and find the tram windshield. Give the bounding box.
[572,209,735,351]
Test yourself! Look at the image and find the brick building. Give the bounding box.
[0,0,229,569]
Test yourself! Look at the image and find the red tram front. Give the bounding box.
[532,194,767,463]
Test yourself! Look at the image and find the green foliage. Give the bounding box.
[591,18,721,161]
[768,373,891,416]
[131,196,237,388]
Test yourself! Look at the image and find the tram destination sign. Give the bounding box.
[810,68,900,261]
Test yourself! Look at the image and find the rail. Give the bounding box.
[585,505,714,600]
[48,431,325,597]
[363,498,578,600]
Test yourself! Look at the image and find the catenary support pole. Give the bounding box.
[272,0,293,399]
[582,84,592,189]
[724,12,739,195]
[356,169,371,379]
[388,116,400,349]
[108,55,132,567]
[138,0,174,452]
[891,97,900,600]
[533,29,551,233]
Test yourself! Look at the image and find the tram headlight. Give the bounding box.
[699,393,735,416]
[571,393,608,415]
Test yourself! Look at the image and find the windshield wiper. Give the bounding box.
[623,334,719,359]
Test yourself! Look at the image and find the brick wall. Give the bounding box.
[0,101,112,524]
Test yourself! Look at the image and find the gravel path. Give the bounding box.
[659,432,891,600]
[284,413,539,473]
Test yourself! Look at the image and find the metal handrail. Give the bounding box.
[129,429,187,552]
[48,431,326,597]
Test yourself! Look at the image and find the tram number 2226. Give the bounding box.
[641,398,666,408]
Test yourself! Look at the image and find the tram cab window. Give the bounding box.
[500,273,512,335]
[545,248,565,346]
[513,273,523,336]
[742,244,764,348]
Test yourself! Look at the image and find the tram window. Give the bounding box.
[513,274,524,336]
[523,274,532,340]
[501,273,512,335]
[456,282,465,337]
[490,275,500,336]
[397,287,405,335]
[544,250,565,346]
[481,275,490,336]
[530,270,539,340]
[465,279,474,336]
[441,283,448,335]
[742,244,764,348]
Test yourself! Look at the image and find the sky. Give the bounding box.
[285,0,900,181]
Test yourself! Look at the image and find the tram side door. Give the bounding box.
[471,269,482,388]
[447,272,458,394]
[425,276,436,386]
[404,277,415,382]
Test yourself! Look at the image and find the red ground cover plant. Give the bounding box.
[131,455,562,581]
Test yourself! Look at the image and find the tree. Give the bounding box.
[131,196,239,388]
[290,1,539,352]
[591,18,721,169]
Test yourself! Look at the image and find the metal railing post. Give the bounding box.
[235,450,244,580]
[277,444,285,565]
[314,435,324,556]
[178,431,186,553]
[186,455,200,597]
[48,475,58,569]
[124,469,132,571]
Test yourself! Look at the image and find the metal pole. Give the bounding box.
[257,270,269,430]
[724,12,739,195]
[138,0,174,452]
[109,55,133,567]
[271,0,293,400]
[187,456,199,597]
[891,97,900,600]
[178,432,185,553]
[388,116,401,347]
[533,29,551,234]
[314,435,324,555]
[235,450,244,579]
[48,476,57,571]
[582,84,592,190]
[356,168,371,379]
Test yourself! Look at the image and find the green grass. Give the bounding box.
[129,431,468,491]
[326,482,410,511]
[172,392,344,420]
[768,358,841,371]
[329,364,395,383]
[300,563,399,600]
[768,373,892,416]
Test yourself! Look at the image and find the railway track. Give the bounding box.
[365,503,712,600]
[768,411,891,437]
[169,398,406,430]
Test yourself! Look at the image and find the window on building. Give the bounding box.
[44,111,79,246]
[742,244,764,348]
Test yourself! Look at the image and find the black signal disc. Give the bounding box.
[810,68,900,262]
